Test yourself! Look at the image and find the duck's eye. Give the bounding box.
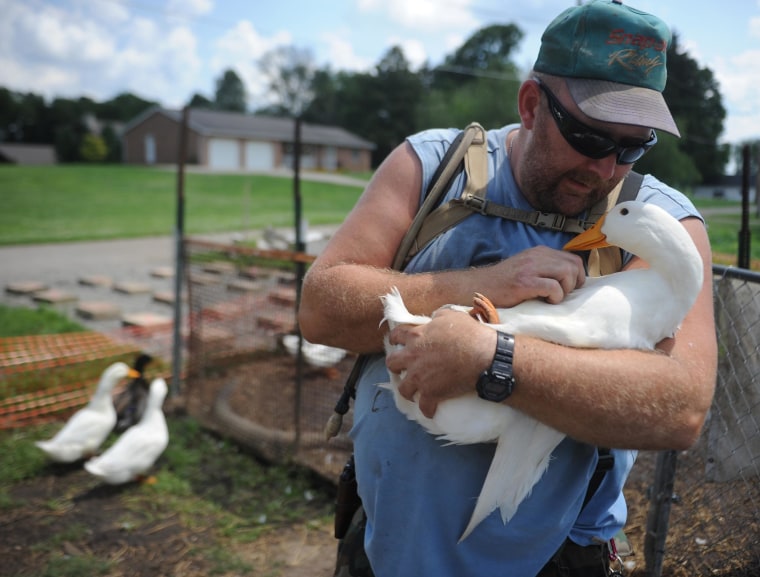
[620,207,629,216]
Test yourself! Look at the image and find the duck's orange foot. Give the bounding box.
[470,293,500,323]
[319,367,341,380]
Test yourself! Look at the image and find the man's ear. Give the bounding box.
[518,79,542,130]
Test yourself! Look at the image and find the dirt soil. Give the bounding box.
[0,462,337,577]
[3,350,758,577]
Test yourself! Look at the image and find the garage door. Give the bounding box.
[208,139,240,170]
[245,141,275,171]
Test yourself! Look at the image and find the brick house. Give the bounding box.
[121,106,375,172]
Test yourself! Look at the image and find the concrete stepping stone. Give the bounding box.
[228,279,259,293]
[113,281,152,295]
[150,266,174,279]
[239,266,268,280]
[76,301,122,320]
[153,291,185,305]
[203,261,237,275]
[121,312,172,328]
[32,289,78,304]
[79,275,113,288]
[189,273,222,286]
[268,287,297,307]
[5,281,48,295]
[256,310,295,333]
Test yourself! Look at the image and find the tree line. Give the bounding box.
[0,23,747,187]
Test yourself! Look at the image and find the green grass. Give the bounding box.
[0,304,87,336]
[0,299,335,576]
[0,165,364,245]
[1,163,758,263]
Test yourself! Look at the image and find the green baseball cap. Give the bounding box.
[534,0,680,137]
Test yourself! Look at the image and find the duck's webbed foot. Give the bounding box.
[469,292,500,323]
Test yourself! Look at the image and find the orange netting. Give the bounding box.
[0,331,142,429]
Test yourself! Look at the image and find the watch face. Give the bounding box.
[476,370,513,402]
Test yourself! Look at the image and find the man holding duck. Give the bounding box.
[299,1,717,575]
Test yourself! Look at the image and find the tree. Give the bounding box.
[731,140,760,177]
[214,69,247,113]
[187,92,213,109]
[664,33,728,182]
[417,74,521,130]
[432,24,523,91]
[96,93,156,122]
[328,46,424,166]
[634,131,699,190]
[80,133,108,162]
[49,97,88,162]
[301,68,342,125]
[101,124,122,163]
[258,46,316,117]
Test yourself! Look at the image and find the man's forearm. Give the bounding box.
[510,336,714,450]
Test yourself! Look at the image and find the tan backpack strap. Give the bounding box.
[395,122,487,269]
[587,171,644,277]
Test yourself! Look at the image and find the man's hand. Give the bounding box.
[473,246,586,308]
[385,308,497,418]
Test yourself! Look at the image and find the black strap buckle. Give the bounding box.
[462,194,489,215]
[534,212,566,231]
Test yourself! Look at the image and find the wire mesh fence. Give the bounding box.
[0,332,143,429]
[637,265,760,577]
[181,238,760,575]
[182,239,354,480]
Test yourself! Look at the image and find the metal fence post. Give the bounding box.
[645,449,679,576]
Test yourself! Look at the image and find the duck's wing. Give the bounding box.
[86,414,168,482]
[459,414,564,542]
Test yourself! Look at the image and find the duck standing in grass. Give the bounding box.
[113,353,153,433]
[382,201,704,540]
[85,377,169,485]
[35,362,140,463]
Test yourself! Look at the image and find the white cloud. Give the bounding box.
[388,37,427,69]
[211,21,292,107]
[167,0,213,17]
[710,49,760,143]
[321,32,373,71]
[358,0,479,31]
[751,15,760,38]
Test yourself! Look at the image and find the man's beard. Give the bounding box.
[519,135,620,216]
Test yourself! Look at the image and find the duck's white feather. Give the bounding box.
[381,201,703,541]
[35,362,132,463]
[85,378,169,484]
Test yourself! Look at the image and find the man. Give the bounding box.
[299,1,717,575]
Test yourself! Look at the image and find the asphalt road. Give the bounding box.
[0,228,334,334]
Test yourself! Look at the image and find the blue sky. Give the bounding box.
[2,0,759,148]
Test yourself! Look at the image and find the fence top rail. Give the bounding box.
[713,264,760,283]
[184,238,316,264]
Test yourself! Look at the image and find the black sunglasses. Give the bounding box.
[534,78,657,165]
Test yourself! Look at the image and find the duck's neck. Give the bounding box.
[644,220,703,311]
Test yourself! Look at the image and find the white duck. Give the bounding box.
[35,362,139,463]
[85,377,169,484]
[282,334,347,378]
[382,200,703,541]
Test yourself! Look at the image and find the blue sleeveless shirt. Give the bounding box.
[350,124,701,576]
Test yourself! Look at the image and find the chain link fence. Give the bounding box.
[182,238,760,575]
[635,265,760,577]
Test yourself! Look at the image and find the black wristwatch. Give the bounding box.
[475,331,516,403]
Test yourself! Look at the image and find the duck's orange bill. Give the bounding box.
[563,214,612,251]
[127,368,141,379]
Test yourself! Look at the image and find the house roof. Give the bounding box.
[0,143,56,165]
[124,106,375,150]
